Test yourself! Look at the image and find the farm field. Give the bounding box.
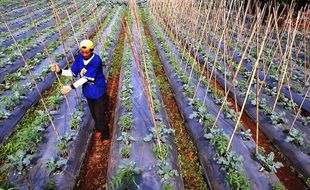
[0,0,309,189]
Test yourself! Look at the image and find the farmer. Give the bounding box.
[50,39,110,145]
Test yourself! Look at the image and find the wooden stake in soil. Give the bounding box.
[226,11,273,153]
[23,0,74,116]
[0,12,60,140]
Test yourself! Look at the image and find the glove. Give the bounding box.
[50,63,60,73]
[61,86,72,95]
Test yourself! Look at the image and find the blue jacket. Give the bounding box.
[71,53,106,100]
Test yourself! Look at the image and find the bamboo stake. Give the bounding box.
[62,4,82,102]
[192,0,216,100]
[23,0,74,115]
[290,88,310,130]
[64,5,79,47]
[72,0,88,39]
[124,1,164,159]
[211,17,258,130]
[226,11,273,153]
[87,0,100,33]
[256,44,259,154]
[272,11,301,112]
[0,12,60,140]
[183,0,203,70]
[202,0,234,105]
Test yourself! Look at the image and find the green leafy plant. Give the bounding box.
[239,129,252,141]
[1,150,34,172]
[189,100,215,129]
[272,182,286,190]
[279,95,297,111]
[236,79,247,90]
[153,144,170,160]
[157,161,179,190]
[255,148,283,173]
[0,110,10,120]
[204,127,228,156]
[217,151,244,172]
[285,128,305,146]
[301,116,310,126]
[0,90,26,111]
[121,99,133,111]
[110,161,142,190]
[118,114,133,132]
[70,111,84,130]
[42,180,56,190]
[56,133,73,157]
[117,132,136,145]
[45,157,67,176]
[120,145,131,159]
[226,171,250,190]
[265,86,277,96]
[46,93,62,110]
[224,109,237,122]
[270,111,288,125]
[144,122,174,143]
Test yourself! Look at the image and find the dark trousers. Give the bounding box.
[87,93,109,139]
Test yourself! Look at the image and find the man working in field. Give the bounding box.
[50,39,110,145]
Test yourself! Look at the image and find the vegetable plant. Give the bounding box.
[56,133,73,158]
[217,151,244,172]
[272,182,286,190]
[1,150,34,173]
[120,145,131,159]
[285,128,305,146]
[239,129,252,141]
[204,127,229,156]
[117,132,136,145]
[110,161,142,190]
[255,148,283,173]
[118,114,133,132]
[70,111,84,130]
[269,111,288,125]
[226,171,250,190]
[45,157,67,176]
[157,161,179,190]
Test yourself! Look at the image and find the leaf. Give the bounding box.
[143,134,153,142]
[217,157,227,165]
[189,112,197,119]
[204,133,214,140]
[274,162,284,169]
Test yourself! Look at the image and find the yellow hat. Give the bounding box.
[79,39,94,50]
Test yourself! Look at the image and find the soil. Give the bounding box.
[74,25,126,190]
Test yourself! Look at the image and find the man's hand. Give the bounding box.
[50,63,60,73]
[61,86,72,95]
